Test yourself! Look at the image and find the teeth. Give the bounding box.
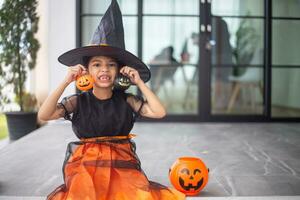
[99,76,110,80]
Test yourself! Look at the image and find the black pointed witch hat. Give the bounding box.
[58,0,150,83]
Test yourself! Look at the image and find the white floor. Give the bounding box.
[1,122,300,199]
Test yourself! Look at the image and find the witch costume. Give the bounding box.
[47,1,185,199]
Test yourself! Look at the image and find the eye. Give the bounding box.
[180,168,190,175]
[93,63,100,67]
[108,62,117,67]
[194,169,201,175]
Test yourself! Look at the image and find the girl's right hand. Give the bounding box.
[64,64,87,84]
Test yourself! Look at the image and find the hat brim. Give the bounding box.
[58,45,151,83]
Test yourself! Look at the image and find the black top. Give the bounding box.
[59,90,143,139]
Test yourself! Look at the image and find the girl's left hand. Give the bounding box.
[120,66,143,85]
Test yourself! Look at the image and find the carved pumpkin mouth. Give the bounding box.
[179,177,203,191]
[79,83,90,87]
[118,81,130,86]
[117,76,131,87]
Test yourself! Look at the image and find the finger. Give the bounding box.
[126,68,135,75]
[75,65,83,74]
[82,70,88,75]
[123,66,131,73]
[120,66,130,75]
[75,69,82,76]
[124,66,133,70]
[70,65,79,70]
[72,73,78,81]
[78,64,87,71]
[119,67,125,74]
[127,67,135,73]
[70,68,80,73]
[119,70,126,76]
[129,71,135,78]
[122,67,129,74]
[122,66,129,70]
[123,69,130,76]
[70,66,81,73]
[71,69,82,77]
[79,69,87,76]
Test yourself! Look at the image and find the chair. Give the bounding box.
[148,46,181,108]
[227,67,263,112]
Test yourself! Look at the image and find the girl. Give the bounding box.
[38,1,185,199]
[38,56,185,200]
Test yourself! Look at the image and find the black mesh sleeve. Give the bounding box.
[125,93,145,120]
[58,94,78,121]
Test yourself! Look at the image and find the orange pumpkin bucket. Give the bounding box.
[169,157,209,196]
[76,74,94,91]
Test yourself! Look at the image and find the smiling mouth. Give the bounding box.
[179,177,203,191]
[98,75,111,81]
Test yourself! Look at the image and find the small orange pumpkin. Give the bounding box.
[76,74,94,91]
[169,157,209,196]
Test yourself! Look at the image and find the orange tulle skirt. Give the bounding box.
[47,134,185,200]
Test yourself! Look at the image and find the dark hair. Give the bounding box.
[82,56,91,68]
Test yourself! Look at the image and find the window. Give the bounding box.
[272,0,300,117]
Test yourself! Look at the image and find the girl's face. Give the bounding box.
[87,56,118,89]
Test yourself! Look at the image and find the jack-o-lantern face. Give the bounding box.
[169,157,209,196]
[178,167,203,191]
[114,74,131,90]
[76,74,94,91]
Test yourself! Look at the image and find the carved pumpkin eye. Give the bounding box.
[180,168,190,175]
[169,157,209,196]
[194,169,201,175]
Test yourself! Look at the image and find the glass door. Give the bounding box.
[208,0,266,117]
[142,0,200,116]
[79,0,300,122]
[271,0,300,119]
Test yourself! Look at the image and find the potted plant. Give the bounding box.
[0,0,40,140]
[232,15,259,76]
